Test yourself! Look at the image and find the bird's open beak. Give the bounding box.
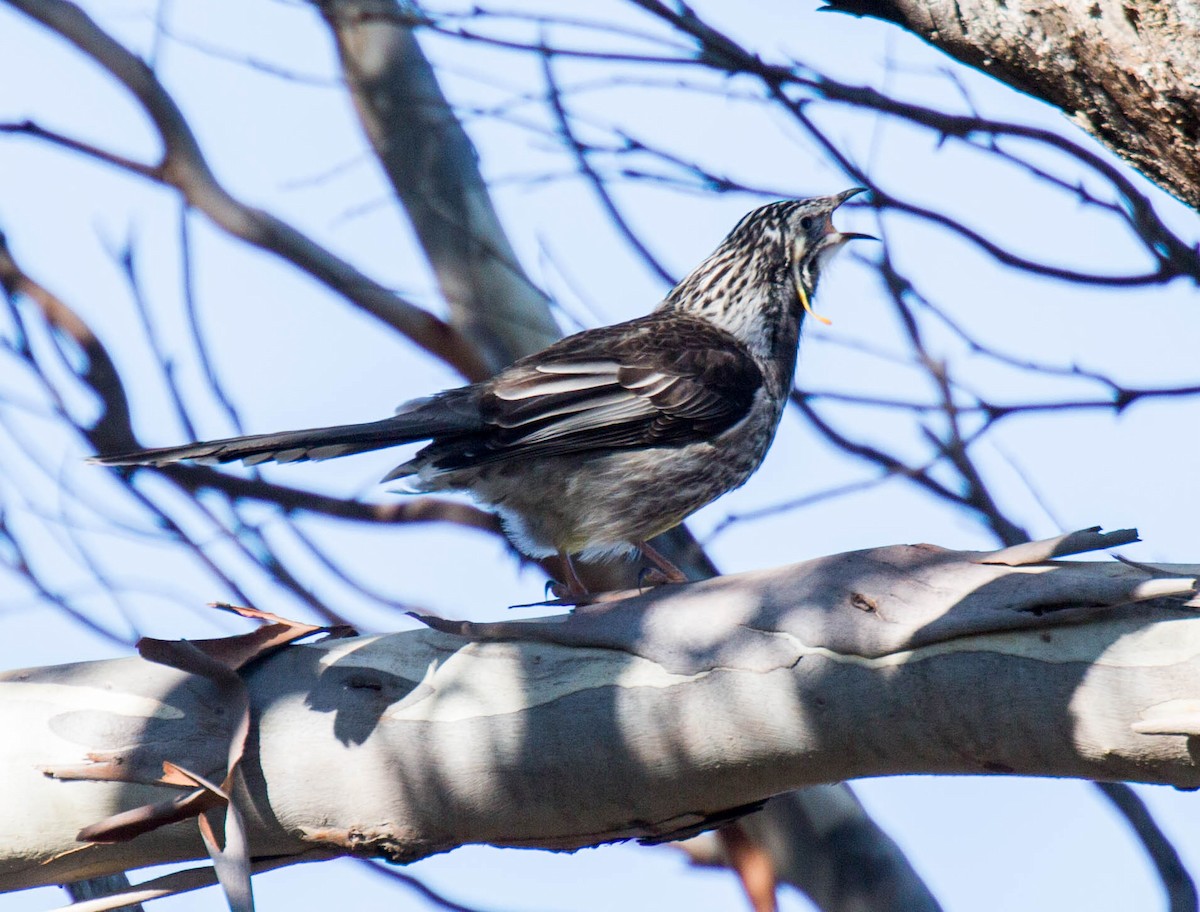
[828,186,877,243]
[835,186,869,205]
[795,188,877,325]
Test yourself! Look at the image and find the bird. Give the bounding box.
[92,190,873,599]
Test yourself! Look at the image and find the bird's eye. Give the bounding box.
[799,216,814,230]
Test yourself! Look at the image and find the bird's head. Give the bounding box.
[780,188,875,315]
[661,188,874,357]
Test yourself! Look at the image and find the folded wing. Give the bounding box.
[413,313,763,472]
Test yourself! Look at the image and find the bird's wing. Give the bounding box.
[424,314,763,469]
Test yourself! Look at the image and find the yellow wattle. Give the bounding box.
[798,284,832,326]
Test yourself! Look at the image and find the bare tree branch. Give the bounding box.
[154,463,500,532]
[1096,781,1199,912]
[4,0,492,382]
[540,51,676,285]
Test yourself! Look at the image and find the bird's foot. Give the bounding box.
[637,566,681,590]
[542,579,595,607]
[637,540,689,585]
[540,552,595,606]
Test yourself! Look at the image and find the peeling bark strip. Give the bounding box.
[2,534,1199,891]
[823,0,1200,210]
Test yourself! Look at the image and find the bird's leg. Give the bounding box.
[637,540,689,585]
[548,551,591,603]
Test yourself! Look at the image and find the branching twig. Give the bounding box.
[541,49,676,285]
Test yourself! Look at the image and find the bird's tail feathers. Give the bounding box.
[89,409,467,469]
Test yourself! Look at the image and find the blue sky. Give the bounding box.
[1,1,1198,910]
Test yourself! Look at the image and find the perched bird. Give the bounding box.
[92,190,872,597]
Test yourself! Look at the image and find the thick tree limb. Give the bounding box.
[3,532,1198,891]
[822,0,1200,210]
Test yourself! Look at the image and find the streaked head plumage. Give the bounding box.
[659,189,872,356]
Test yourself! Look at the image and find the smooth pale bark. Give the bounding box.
[824,0,1200,209]
[2,533,1198,891]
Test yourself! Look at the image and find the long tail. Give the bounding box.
[89,399,477,468]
